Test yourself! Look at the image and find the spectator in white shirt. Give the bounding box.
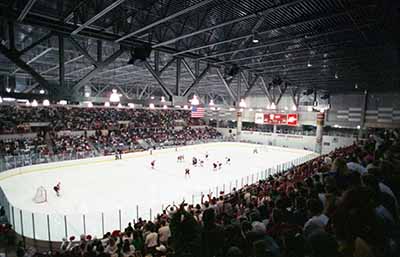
[158,220,171,245]
[145,227,158,255]
[304,198,329,233]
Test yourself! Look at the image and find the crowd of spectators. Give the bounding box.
[0,105,218,162]
[51,135,93,155]
[9,129,400,257]
[0,136,49,157]
[0,105,202,134]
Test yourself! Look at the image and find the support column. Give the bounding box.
[176,58,181,96]
[315,112,325,154]
[97,40,102,62]
[8,21,15,50]
[58,34,65,89]
[236,111,242,137]
[359,90,368,138]
[236,73,242,139]
[273,125,277,133]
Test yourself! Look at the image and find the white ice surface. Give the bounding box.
[0,142,313,241]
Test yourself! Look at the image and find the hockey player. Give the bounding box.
[192,157,198,166]
[185,168,190,177]
[53,182,61,197]
[213,163,218,171]
[151,160,155,169]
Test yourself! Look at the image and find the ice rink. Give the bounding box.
[0,142,315,241]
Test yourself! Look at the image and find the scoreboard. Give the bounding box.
[255,113,298,126]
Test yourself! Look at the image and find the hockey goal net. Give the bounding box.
[33,186,47,203]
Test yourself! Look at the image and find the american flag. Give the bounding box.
[191,106,205,118]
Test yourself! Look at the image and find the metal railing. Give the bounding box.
[0,151,99,173]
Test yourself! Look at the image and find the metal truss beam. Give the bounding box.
[259,76,273,103]
[153,16,250,48]
[242,74,260,99]
[289,87,300,107]
[181,59,196,80]
[216,68,236,101]
[229,16,265,61]
[58,34,65,88]
[65,65,94,76]
[153,0,305,48]
[0,8,220,62]
[22,82,39,93]
[41,55,84,75]
[72,0,126,35]
[197,24,372,61]
[254,58,368,75]
[116,0,216,43]
[159,58,176,75]
[98,64,132,75]
[176,58,181,95]
[138,85,149,99]
[19,32,53,55]
[144,61,173,99]
[0,43,52,92]
[11,47,53,75]
[275,83,288,105]
[17,0,37,22]
[221,41,353,66]
[68,37,97,65]
[183,65,210,96]
[63,0,91,22]
[73,48,124,90]
[185,10,350,59]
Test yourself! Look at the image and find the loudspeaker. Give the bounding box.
[128,44,152,66]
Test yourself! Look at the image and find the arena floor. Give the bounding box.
[0,142,315,241]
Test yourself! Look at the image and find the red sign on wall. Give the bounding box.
[261,113,298,126]
[287,113,298,126]
[264,113,288,124]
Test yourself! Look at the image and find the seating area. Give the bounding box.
[6,129,398,257]
[0,105,203,134]
[0,105,221,172]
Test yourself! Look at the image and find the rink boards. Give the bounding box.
[0,142,317,241]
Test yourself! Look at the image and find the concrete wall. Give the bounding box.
[217,128,356,154]
[213,92,400,129]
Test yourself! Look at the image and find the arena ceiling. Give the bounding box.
[0,0,398,103]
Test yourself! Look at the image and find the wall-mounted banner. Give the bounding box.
[264,113,287,124]
[287,113,298,126]
[254,113,299,126]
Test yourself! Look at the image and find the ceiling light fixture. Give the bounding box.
[43,99,50,106]
[109,89,121,102]
[239,99,246,108]
[190,95,199,106]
